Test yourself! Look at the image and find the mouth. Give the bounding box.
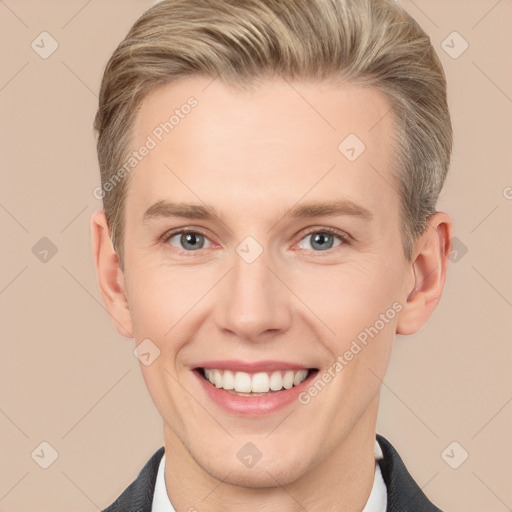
[195,367,319,396]
[190,361,319,416]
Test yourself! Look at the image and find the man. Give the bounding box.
[91,0,452,510]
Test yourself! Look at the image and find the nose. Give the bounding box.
[214,248,292,342]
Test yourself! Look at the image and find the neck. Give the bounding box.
[163,396,379,512]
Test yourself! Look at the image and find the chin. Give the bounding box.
[193,442,314,489]
[212,459,309,489]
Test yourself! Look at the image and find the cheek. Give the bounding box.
[126,264,207,337]
[292,259,404,341]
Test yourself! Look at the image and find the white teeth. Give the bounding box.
[269,371,283,391]
[283,370,294,389]
[214,369,223,388]
[251,372,270,393]
[234,372,252,392]
[203,368,310,393]
[293,369,308,386]
[222,370,235,390]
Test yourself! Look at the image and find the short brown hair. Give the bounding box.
[94,0,452,269]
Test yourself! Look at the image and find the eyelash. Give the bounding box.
[159,227,351,256]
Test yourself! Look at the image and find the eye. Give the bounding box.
[297,229,346,252]
[164,230,213,252]
[160,227,349,255]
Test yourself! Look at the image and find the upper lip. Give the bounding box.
[192,360,315,372]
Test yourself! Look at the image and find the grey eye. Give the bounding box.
[168,232,211,251]
[299,232,342,251]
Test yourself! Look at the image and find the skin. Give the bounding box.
[92,76,451,511]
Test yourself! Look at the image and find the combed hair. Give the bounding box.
[94,0,452,268]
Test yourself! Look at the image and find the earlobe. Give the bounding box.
[91,210,133,338]
[396,212,452,335]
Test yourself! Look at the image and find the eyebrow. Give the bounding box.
[142,198,373,223]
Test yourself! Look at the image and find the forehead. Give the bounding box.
[127,76,399,224]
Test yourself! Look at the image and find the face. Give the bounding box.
[114,77,416,486]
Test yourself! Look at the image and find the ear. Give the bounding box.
[91,210,133,338]
[396,212,452,335]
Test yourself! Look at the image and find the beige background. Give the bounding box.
[1,0,511,510]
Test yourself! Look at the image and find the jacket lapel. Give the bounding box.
[377,434,443,511]
[102,446,165,512]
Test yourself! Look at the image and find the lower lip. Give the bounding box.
[194,370,316,416]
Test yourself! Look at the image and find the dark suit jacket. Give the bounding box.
[102,434,443,511]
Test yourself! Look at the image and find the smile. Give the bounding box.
[192,361,319,415]
[201,368,314,395]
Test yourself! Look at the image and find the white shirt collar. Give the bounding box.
[151,452,174,512]
[152,439,387,512]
